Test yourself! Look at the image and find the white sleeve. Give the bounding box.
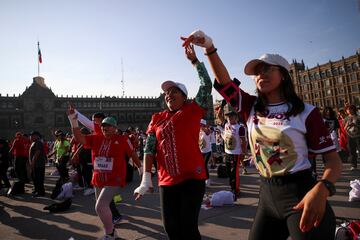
[75,110,94,131]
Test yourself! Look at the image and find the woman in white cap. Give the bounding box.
[134,44,212,240]
[181,30,342,240]
[67,115,141,240]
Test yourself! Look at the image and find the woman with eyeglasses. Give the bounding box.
[181,30,342,240]
[133,44,212,240]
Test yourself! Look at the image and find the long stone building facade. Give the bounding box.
[0,76,214,140]
[290,50,360,108]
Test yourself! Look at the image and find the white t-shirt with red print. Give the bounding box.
[199,130,212,154]
[215,81,335,177]
[222,123,246,155]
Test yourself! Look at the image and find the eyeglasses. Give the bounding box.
[254,65,280,76]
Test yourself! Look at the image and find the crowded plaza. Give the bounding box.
[1,1,360,240]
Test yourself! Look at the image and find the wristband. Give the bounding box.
[191,59,199,65]
[205,48,217,56]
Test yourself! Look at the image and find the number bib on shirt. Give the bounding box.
[94,156,114,171]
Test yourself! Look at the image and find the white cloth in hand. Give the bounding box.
[134,172,153,196]
[189,30,213,49]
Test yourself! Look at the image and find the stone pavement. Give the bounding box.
[0,162,359,240]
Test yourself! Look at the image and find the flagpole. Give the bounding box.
[37,42,40,76]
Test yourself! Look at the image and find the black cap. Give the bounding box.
[30,131,42,138]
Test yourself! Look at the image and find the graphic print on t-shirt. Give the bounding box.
[224,134,236,150]
[251,125,297,177]
[159,119,180,177]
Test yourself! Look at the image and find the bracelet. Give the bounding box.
[191,59,199,65]
[205,48,217,56]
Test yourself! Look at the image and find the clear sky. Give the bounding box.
[1,0,359,101]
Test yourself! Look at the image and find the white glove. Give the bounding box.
[134,172,153,196]
[67,112,79,128]
[137,166,143,177]
[189,30,213,49]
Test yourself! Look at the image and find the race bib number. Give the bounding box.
[94,157,113,171]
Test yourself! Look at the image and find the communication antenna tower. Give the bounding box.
[121,58,125,97]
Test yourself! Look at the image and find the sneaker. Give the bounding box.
[350,167,357,171]
[112,214,123,224]
[97,234,114,240]
[242,168,248,175]
[83,188,95,196]
[97,229,118,240]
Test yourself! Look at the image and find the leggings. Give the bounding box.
[95,186,121,234]
[160,179,205,240]
[249,169,335,240]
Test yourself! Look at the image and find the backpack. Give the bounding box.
[217,164,228,178]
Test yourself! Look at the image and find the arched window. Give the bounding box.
[332,68,338,76]
[320,71,326,78]
[339,66,345,74]
[326,69,331,77]
[352,62,359,71]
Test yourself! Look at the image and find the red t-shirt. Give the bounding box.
[12,137,29,158]
[147,101,207,186]
[84,134,133,187]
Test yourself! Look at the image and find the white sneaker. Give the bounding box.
[83,188,95,196]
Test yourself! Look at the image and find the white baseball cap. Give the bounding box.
[161,80,188,96]
[200,119,207,125]
[244,53,290,75]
